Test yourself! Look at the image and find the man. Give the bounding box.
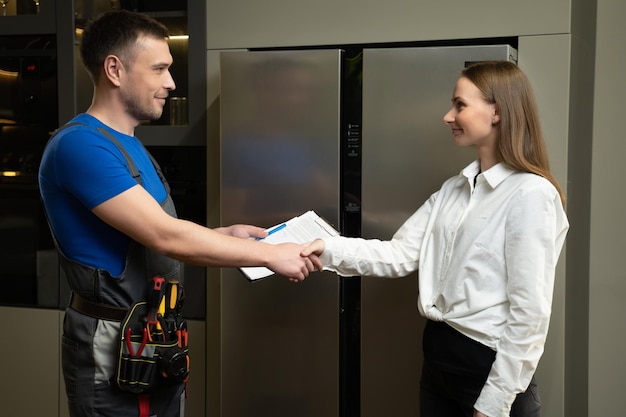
[39,9,317,417]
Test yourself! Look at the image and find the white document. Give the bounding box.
[240,210,339,281]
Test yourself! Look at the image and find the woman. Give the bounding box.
[303,61,569,417]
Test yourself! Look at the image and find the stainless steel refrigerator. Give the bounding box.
[220,44,517,417]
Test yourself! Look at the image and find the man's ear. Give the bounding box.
[103,55,123,87]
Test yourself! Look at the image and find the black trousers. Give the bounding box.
[420,320,541,417]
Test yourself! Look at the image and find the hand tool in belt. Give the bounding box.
[146,276,166,342]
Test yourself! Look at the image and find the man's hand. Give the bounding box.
[215,224,267,239]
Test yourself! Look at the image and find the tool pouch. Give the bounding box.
[115,288,190,394]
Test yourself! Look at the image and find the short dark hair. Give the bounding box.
[80,9,170,82]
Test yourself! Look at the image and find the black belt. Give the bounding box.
[69,292,128,322]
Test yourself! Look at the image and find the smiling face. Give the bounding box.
[443,76,499,153]
[119,36,176,123]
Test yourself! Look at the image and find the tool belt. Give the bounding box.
[116,277,190,394]
[70,278,190,394]
[69,292,128,321]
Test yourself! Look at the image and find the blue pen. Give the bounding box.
[256,223,286,240]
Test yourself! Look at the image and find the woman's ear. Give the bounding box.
[492,108,501,125]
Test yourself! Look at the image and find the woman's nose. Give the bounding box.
[443,109,454,124]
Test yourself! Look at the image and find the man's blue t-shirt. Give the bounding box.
[39,114,167,276]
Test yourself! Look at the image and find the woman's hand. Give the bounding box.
[301,239,326,257]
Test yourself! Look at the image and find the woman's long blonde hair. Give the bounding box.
[462,61,566,207]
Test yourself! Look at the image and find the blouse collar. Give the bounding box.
[462,160,516,189]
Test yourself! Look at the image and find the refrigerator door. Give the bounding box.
[360,45,517,417]
[220,50,342,417]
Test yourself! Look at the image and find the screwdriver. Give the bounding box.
[163,281,181,339]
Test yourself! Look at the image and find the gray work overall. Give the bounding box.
[53,126,186,417]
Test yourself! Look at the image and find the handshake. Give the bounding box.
[218,222,328,282]
[281,238,327,283]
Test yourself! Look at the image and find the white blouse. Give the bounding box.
[320,160,569,417]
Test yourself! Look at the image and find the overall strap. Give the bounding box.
[95,127,143,185]
[95,127,171,194]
